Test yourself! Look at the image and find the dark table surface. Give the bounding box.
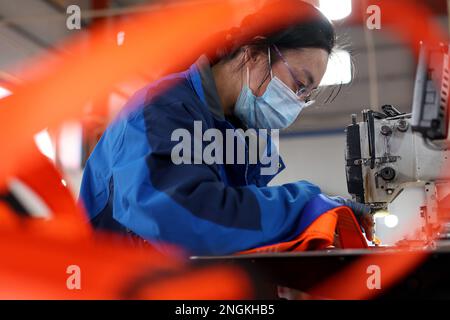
[191,247,450,299]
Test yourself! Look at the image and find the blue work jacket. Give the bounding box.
[79,56,324,256]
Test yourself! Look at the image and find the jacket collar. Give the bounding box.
[187,56,286,183]
[189,55,225,121]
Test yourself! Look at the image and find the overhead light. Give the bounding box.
[34,129,56,161]
[117,31,125,46]
[384,214,399,228]
[319,0,352,21]
[320,49,352,86]
[0,86,11,99]
[58,122,82,170]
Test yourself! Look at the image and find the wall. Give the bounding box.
[270,133,349,197]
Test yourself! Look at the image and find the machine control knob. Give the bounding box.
[380,167,396,181]
[397,119,409,132]
[380,125,393,136]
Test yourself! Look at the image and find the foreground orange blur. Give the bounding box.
[0,0,448,299]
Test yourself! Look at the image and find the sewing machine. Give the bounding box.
[195,43,450,298]
[345,44,450,246]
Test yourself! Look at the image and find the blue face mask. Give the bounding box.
[234,49,313,129]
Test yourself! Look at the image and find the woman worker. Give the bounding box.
[79,0,374,255]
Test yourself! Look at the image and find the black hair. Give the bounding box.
[204,0,337,100]
[207,0,336,65]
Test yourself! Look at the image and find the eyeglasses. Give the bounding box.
[270,45,316,102]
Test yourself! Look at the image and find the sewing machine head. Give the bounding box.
[345,44,450,245]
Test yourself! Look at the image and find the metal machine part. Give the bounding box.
[412,43,450,141]
[346,108,450,244]
[345,43,450,246]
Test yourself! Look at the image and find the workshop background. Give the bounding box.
[0,0,448,244]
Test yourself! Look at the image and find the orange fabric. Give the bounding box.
[133,266,253,300]
[15,147,82,218]
[335,207,369,249]
[239,206,368,255]
[0,145,92,240]
[0,148,254,299]
[0,222,254,299]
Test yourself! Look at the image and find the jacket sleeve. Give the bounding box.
[110,102,321,256]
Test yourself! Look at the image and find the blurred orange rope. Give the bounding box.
[0,0,448,299]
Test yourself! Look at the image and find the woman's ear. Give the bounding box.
[245,45,265,66]
[237,46,256,71]
[240,45,252,62]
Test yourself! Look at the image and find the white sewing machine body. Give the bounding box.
[345,44,450,245]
